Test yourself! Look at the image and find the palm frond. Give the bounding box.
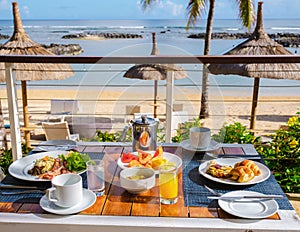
[186,0,206,29]
[140,0,156,11]
[236,0,255,30]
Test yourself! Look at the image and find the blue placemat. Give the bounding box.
[182,158,294,210]
[0,152,104,203]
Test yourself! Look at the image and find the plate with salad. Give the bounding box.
[8,151,90,181]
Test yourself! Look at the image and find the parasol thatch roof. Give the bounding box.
[207,1,300,130]
[124,32,187,80]
[123,32,188,139]
[208,2,300,80]
[0,2,74,149]
[0,2,74,82]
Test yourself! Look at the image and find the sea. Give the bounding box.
[0,19,300,97]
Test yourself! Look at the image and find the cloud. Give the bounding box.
[142,0,184,18]
[161,0,184,17]
[0,0,9,9]
[23,6,30,16]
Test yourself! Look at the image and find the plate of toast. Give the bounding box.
[198,158,270,185]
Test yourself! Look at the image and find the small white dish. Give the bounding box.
[40,188,96,215]
[181,139,220,152]
[120,167,155,194]
[218,190,279,219]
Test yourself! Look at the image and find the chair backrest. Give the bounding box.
[42,121,71,140]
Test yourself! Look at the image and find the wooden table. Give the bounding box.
[0,142,299,232]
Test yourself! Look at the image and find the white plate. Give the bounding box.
[40,188,96,215]
[34,140,77,152]
[218,190,278,219]
[198,158,271,185]
[117,151,182,174]
[181,139,220,152]
[8,150,84,182]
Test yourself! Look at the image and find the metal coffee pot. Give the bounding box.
[121,115,158,151]
[132,115,157,151]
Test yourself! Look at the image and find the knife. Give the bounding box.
[208,195,283,200]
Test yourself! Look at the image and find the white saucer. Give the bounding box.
[180,139,220,152]
[218,190,279,219]
[40,188,96,215]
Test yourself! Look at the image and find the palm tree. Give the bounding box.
[140,0,255,119]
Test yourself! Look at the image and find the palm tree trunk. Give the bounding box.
[199,0,215,119]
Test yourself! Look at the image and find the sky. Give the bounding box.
[0,0,299,20]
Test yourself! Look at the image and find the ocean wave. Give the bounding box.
[8,24,243,32]
[51,30,69,34]
[271,27,300,31]
[226,28,239,31]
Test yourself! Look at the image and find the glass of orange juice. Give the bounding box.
[159,164,178,204]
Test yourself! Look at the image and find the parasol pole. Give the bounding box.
[152,32,159,119]
[154,80,158,118]
[250,77,260,129]
[5,63,22,160]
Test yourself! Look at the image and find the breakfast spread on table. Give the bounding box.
[27,151,90,180]
[121,146,175,170]
[206,159,262,183]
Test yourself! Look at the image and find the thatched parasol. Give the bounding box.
[0,2,74,150]
[124,32,187,119]
[208,1,300,129]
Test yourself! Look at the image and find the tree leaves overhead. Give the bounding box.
[140,0,157,11]
[141,0,255,31]
[236,0,256,30]
[186,0,206,28]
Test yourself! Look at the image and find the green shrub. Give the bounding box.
[0,144,32,175]
[171,118,202,142]
[91,130,118,142]
[257,114,300,193]
[212,122,261,144]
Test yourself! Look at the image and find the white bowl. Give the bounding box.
[120,167,155,194]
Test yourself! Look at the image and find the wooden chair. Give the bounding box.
[42,121,79,141]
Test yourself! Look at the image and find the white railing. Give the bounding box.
[1,54,300,160]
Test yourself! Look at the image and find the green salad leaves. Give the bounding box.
[59,151,90,172]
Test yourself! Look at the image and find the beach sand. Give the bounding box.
[1,88,299,140]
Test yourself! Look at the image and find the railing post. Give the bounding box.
[5,63,22,160]
[165,69,174,143]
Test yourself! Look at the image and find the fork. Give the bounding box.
[204,185,222,196]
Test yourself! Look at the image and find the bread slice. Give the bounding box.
[229,166,255,183]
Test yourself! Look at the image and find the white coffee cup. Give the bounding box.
[46,173,83,208]
[189,127,211,149]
